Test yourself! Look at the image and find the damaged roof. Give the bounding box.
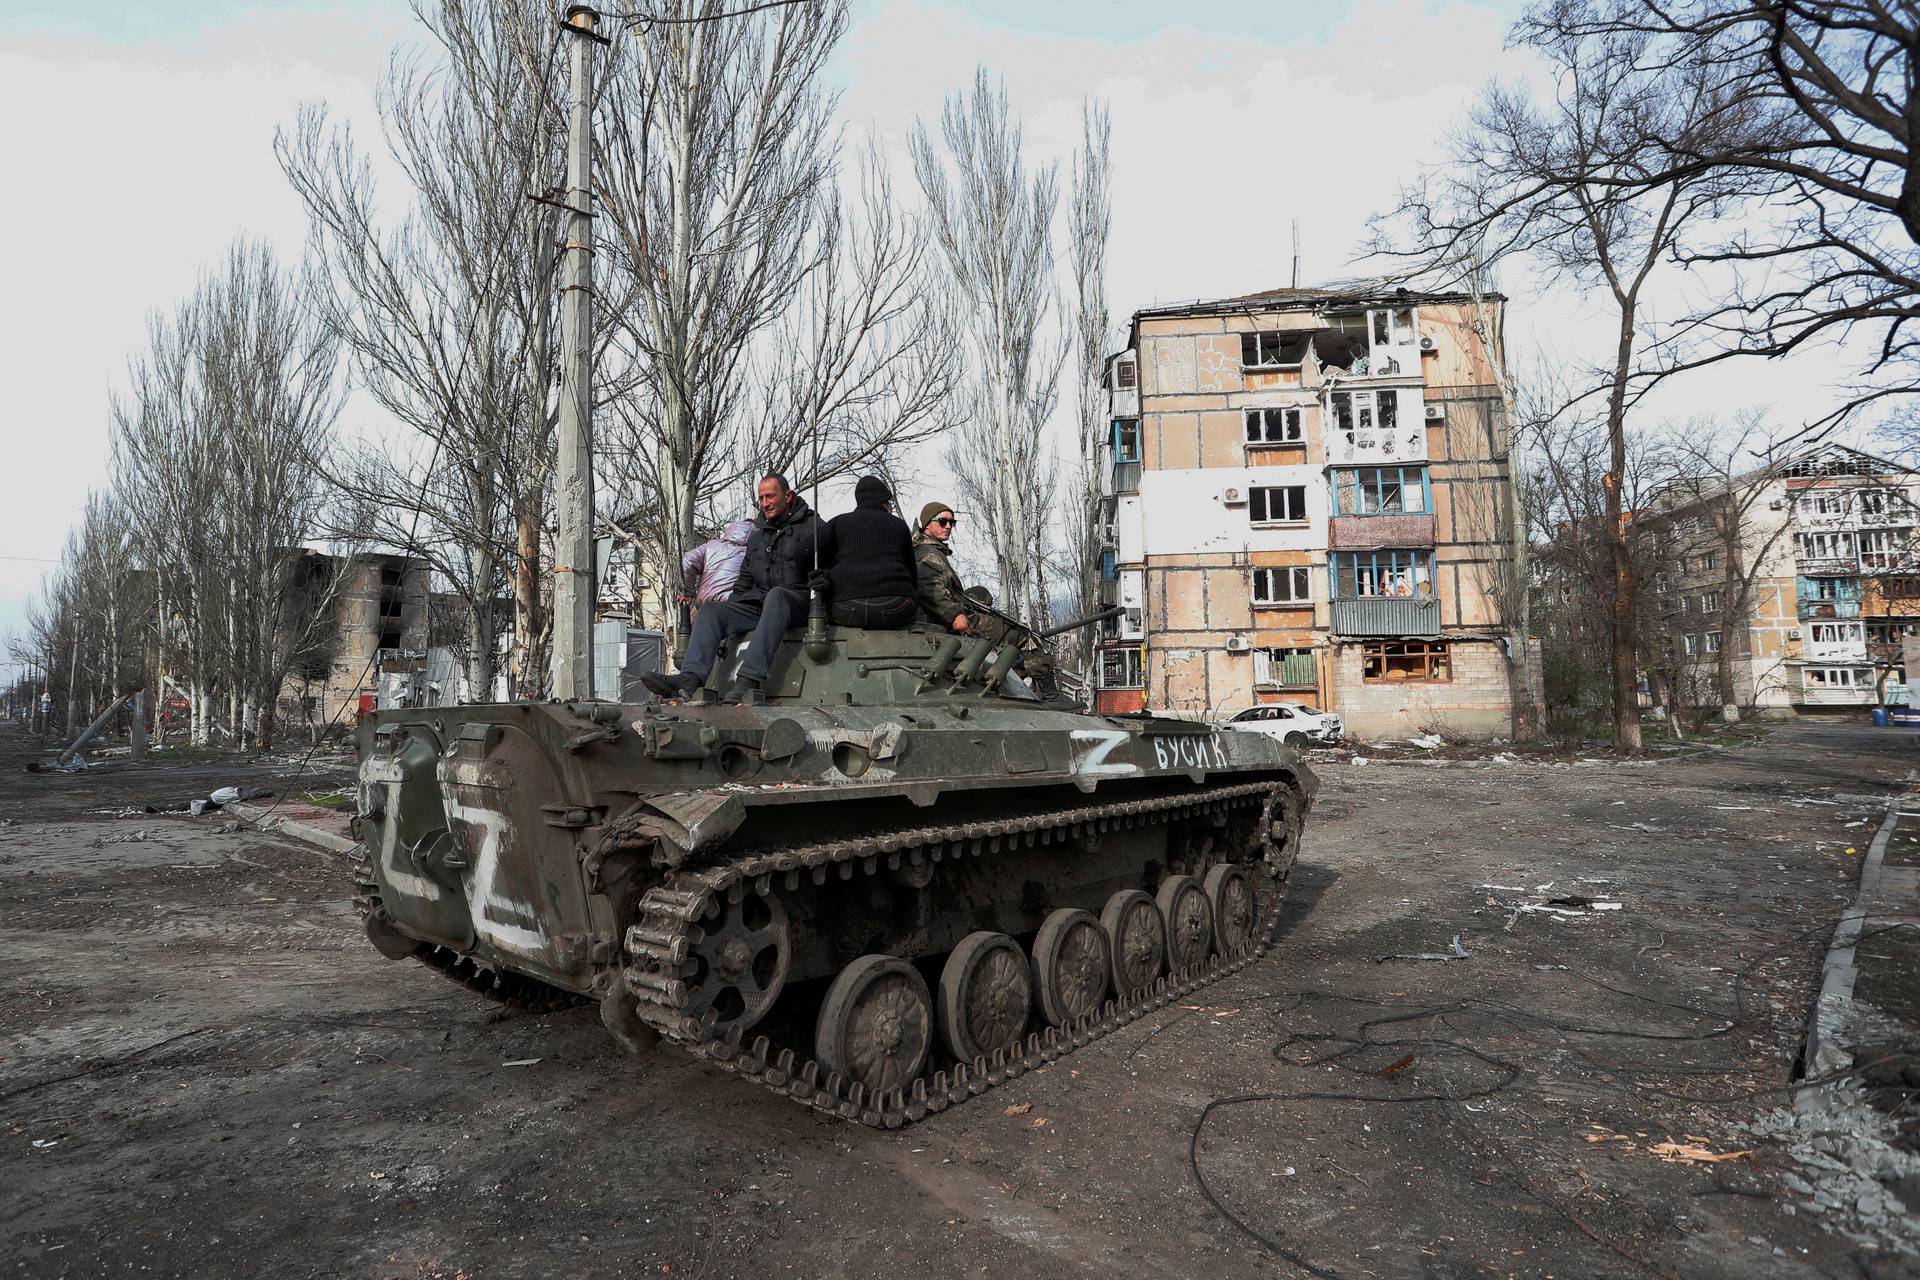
[1132,276,1502,321]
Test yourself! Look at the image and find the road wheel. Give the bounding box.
[1203,863,1256,957]
[1157,874,1214,974]
[1029,908,1110,1026]
[1099,889,1166,999]
[684,888,790,1036]
[937,931,1030,1062]
[1284,731,1307,748]
[816,954,932,1096]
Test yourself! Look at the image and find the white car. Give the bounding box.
[1221,702,1344,748]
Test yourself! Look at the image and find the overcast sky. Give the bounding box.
[0,0,1874,677]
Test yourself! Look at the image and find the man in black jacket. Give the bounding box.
[813,476,917,628]
[644,473,821,702]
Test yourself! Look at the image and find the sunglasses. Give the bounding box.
[932,517,956,527]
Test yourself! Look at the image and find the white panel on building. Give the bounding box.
[1139,466,1328,557]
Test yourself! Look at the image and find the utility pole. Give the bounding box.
[553,5,603,700]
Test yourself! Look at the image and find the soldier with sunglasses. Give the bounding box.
[912,502,1062,703]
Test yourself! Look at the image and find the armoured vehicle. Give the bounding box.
[350,613,1316,1128]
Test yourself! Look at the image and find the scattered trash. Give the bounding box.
[1714,805,1754,811]
[190,785,273,817]
[31,1139,60,1149]
[1377,934,1469,963]
[1003,1103,1031,1116]
[1351,756,1369,766]
[501,1058,543,1068]
[1409,734,1444,750]
[1533,964,1570,971]
[1378,1053,1416,1076]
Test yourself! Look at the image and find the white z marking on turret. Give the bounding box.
[376,783,445,903]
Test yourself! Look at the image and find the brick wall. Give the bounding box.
[1330,636,1514,738]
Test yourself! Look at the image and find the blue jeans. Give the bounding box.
[681,588,805,683]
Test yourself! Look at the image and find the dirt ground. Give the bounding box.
[3,719,1917,1280]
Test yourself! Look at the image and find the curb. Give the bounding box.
[226,800,357,857]
[1798,798,1903,1107]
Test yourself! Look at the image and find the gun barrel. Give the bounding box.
[1035,606,1124,640]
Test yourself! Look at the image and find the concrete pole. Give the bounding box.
[129,688,147,762]
[552,5,601,701]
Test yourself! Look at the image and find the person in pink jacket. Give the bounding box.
[679,519,755,621]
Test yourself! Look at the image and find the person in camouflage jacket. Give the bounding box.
[911,501,1059,700]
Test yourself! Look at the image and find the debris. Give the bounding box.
[1533,964,1570,971]
[1714,805,1754,811]
[1003,1103,1032,1116]
[31,1139,60,1149]
[1409,734,1444,750]
[1651,1140,1754,1165]
[501,1058,543,1068]
[1378,1053,1416,1076]
[1376,934,1469,963]
[1351,756,1369,766]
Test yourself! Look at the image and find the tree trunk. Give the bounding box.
[513,496,545,700]
[466,545,497,700]
[1603,302,1643,753]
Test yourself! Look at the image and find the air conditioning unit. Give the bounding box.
[1222,486,1247,505]
[1768,499,1785,510]
[1224,636,1252,653]
[1424,404,1444,421]
[1418,335,1437,352]
[1786,628,1801,640]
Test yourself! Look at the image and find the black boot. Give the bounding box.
[642,670,702,700]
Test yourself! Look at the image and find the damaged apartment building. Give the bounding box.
[1093,281,1526,738]
[1640,445,1920,712]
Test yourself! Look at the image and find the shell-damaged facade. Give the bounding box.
[352,621,1316,1127]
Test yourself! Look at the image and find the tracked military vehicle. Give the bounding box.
[350,611,1316,1128]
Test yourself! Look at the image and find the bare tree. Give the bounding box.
[1525,2,1920,426]
[1067,99,1112,671]
[111,242,344,748]
[912,69,1064,626]
[279,0,565,699]
[1375,20,1759,750]
[595,0,849,634]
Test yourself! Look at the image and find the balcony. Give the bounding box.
[1331,596,1440,639]
[1324,426,1429,468]
[1797,557,1857,577]
[1328,513,1436,551]
[1109,460,1140,495]
[1799,598,1861,620]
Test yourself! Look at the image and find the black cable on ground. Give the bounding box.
[1181,915,1920,1277]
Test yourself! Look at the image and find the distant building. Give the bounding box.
[279,551,432,725]
[1640,444,1920,711]
[1093,281,1527,737]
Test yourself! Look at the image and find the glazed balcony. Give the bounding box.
[1330,595,1440,639]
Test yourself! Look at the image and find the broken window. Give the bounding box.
[1310,322,1370,373]
[1100,646,1144,689]
[1797,531,1857,562]
[1331,549,1433,597]
[1252,566,1311,605]
[1804,666,1864,688]
[1249,485,1307,523]
[1111,418,1141,463]
[1245,407,1304,444]
[1113,358,1137,390]
[1253,647,1316,688]
[1334,466,1427,515]
[1859,528,1914,569]
[1240,331,1309,369]
[1798,491,1844,517]
[1328,389,1397,438]
[1361,640,1450,681]
[1886,576,1920,598]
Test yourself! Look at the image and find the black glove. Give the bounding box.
[807,571,831,594]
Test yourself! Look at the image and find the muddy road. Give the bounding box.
[3,721,1914,1279]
